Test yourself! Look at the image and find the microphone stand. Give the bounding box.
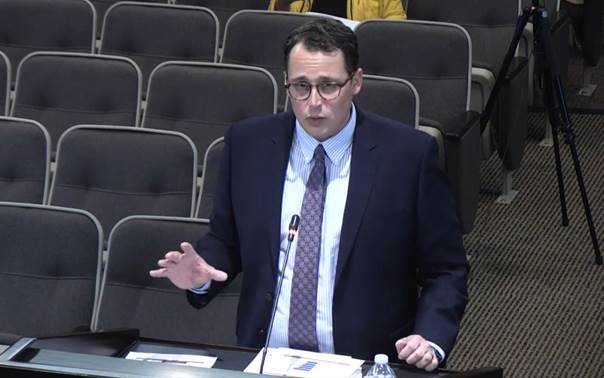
[259,214,300,374]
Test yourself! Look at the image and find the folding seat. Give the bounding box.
[48,125,197,236]
[143,61,277,174]
[90,0,168,37]
[356,20,481,234]
[11,52,142,152]
[0,117,50,204]
[0,202,102,344]
[0,51,9,115]
[176,0,270,43]
[407,0,529,204]
[0,0,95,85]
[195,137,224,219]
[99,2,219,91]
[221,10,323,109]
[94,215,240,345]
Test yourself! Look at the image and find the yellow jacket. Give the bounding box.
[268,0,406,21]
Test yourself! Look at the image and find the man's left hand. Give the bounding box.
[395,334,439,372]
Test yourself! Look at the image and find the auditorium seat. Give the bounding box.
[94,215,240,346]
[221,10,323,109]
[91,0,167,37]
[356,20,481,234]
[48,125,197,236]
[0,50,9,115]
[143,61,277,174]
[0,202,102,343]
[0,117,50,204]
[195,137,224,218]
[0,0,96,85]
[11,52,142,153]
[175,0,270,44]
[99,2,219,91]
[407,0,529,204]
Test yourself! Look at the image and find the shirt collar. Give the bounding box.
[294,104,357,165]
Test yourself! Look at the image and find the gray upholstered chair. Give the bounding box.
[99,2,219,91]
[195,137,224,219]
[90,0,168,37]
[0,202,102,343]
[175,0,270,44]
[221,10,323,109]
[0,50,9,116]
[0,0,96,85]
[356,19,481,234]
[11,52,142,152]
[48,125,197,236]
[0,117,50,204]
[143,61,277,174]
[354,75,420,128]
[407,0,529,204]
[94,215,240,346]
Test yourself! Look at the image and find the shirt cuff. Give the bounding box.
[188,280,212,294]
[428,342,445,362]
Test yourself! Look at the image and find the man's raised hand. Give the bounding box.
[149,242,227,290]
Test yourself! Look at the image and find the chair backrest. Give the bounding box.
[0,51,10,115]
[100,2,219,91]
[0,117,50,204]
[175,0,270,43]
[90,0,168,37]
[0,0,96,84]
[11,52,142,150]
[94,215,240,345]
[356,20,471,129]
[49,125,197,235]
[407,0,521,77]
[143,61,276,172]
[354,75,420,128]
[221,10,323,109]
[0,202,102,338]
[196,137,224,218]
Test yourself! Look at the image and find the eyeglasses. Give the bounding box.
[285,77,352,101]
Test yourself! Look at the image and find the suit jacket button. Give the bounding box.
[265,292,273,302]
[259,329,265,336]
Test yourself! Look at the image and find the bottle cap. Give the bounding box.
[374,354,388,364]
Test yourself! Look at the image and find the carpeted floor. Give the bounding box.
[447,111,604,377]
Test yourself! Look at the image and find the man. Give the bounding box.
[268,0,406,21]
[150,18,468,372]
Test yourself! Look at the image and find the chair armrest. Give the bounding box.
[441,111,481,139]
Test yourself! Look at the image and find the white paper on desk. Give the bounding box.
[244,347,364,377]
[125,351,217,368]
[304,12,360,30]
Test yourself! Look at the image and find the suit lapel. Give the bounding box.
[266,113,296,276]
[336,110,378,285]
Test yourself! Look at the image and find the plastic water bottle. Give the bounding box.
[364,354,396,378]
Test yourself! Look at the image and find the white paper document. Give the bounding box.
[245,347,364,377]
[125,351,217,368]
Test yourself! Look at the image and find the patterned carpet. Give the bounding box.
[447,112,604,377]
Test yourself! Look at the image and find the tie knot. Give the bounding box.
[313,144,326,163]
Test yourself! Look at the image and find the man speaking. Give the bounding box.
[151,18,469,372]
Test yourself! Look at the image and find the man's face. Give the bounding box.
[286,43,363,141]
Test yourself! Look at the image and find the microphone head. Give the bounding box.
[288,215,300,241]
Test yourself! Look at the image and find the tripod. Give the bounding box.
[481,0,602,265]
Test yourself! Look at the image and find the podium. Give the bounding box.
[0,330,502,378]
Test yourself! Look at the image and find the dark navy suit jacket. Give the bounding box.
[187,108,469,361]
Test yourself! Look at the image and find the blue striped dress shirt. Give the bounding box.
[267,105,357,353]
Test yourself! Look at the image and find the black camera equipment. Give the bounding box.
[480,0,602,265]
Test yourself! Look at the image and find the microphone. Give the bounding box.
[259,214,300,374]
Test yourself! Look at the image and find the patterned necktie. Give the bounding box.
[288,144,327,352]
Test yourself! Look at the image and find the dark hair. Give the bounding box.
[283,18,359,75]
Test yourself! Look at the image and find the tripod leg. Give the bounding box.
[542,71,569,227]
[553,77,603,265]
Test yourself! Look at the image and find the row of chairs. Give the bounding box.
[0,120,226,237]
[0,201,239,346]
